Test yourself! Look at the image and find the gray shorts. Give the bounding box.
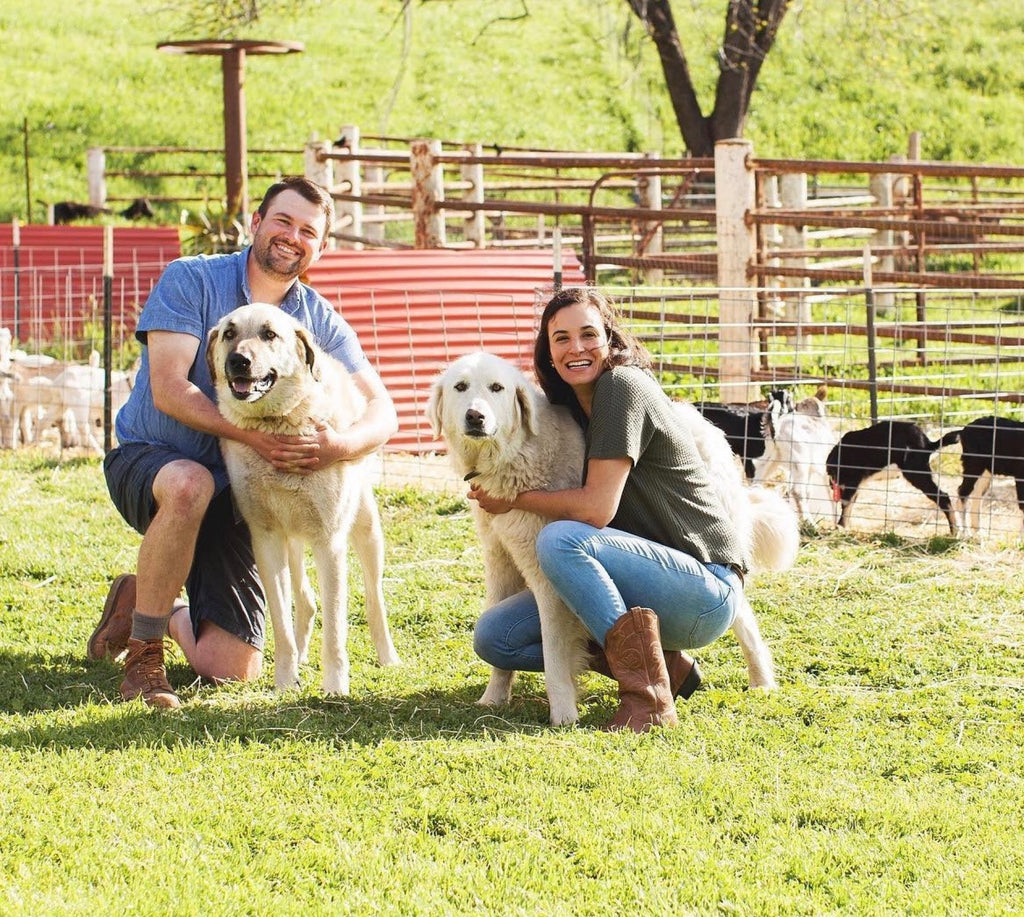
[103,443,267,650]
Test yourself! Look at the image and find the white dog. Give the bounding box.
[428,352,800,726]
[207,303,401,694]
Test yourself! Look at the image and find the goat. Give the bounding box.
[698,388,795,479]
[754,409,838,523]
[946,416,1024,534]
[826,420,962,534]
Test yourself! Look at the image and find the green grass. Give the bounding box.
[1,451,1023,914]
[4,0,1024,221]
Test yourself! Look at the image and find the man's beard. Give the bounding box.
[252,234,309,280]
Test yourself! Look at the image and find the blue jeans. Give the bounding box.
[473,520,741,672]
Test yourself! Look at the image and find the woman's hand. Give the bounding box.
[467,482,515,514]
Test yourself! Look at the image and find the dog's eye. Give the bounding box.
[222,327,236,341]
[454,381,468,392]
[260,329,277,342]
[488,383,504,393]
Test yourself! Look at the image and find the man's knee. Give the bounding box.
[153,461,215,520]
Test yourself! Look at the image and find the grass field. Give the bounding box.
[4,0,1024,221]
[1,451,1022,914]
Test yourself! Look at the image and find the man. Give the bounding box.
[88,177,397,708]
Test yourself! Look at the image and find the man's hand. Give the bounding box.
[244,428,321,475]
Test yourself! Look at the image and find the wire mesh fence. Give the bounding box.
[3,272,1023,542]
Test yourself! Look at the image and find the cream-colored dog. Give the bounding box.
[207,303,400,694]
[429,352,799,726]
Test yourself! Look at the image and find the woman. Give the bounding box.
[469,287,748,733]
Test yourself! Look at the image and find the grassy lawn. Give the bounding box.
[5,0,1024,220]
[1,451,1022,914]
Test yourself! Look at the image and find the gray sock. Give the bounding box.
[130,612,172,643]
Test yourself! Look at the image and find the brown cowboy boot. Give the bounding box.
[120,638,181,709]
[602,607,679,733]
[588,640,703,700]
[88,574,137,661]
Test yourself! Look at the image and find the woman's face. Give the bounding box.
[547,301,610,391]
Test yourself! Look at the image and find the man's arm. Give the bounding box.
[318,363,399,464]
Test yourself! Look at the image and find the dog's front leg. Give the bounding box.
[253,532,299,691]
[535,587,585,726]
[312,536,349,696]
[731,596,777,689]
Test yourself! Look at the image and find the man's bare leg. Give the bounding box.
[120,460,213,707]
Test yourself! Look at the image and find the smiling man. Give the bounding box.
[88,177,397,707]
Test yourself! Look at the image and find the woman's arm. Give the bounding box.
[469,456,632,528]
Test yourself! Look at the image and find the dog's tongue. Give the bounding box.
[231,378,254,397]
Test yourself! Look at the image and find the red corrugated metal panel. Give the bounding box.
[305,248,586,452]
[0,224,181,340]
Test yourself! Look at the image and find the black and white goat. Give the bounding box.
[753,388,836,523]
[698,388,795,479]
[946,415,1024,534]
[826,420,962,534]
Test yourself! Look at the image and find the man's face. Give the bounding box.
[250,189,328,281]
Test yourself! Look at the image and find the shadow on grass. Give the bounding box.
[0,648,602,750]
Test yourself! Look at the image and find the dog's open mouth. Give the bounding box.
[228,370,277,401]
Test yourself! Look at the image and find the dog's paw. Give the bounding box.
[322,667,350,696]
[548,704,579,727]
[548,712,581,728]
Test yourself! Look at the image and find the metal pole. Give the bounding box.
[863,245,879,425]
[103,226,114,453]
[222,47,248,220]
[552,226,562,291]
[12,219,21,342]
[22,118,32,224]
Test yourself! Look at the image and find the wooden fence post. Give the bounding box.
[87,147,107,210]
[714,139,758,403]
[462,142,485,248]
[640,152,663,285]
[304,136,335,247]
[761,173,783,321]
[336,124,363,249]
[411,139,445,248]
[779,171,811,343]
[869,171,895,317]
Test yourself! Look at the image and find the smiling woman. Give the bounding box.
[468,287,797,733]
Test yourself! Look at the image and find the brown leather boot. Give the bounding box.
[120,639,181,709]
[588,640,703,700]
[88,574,136,661]
[602,607,679,733]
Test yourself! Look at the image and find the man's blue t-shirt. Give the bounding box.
[115,248,369,488]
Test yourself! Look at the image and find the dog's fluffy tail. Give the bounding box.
[746,485,800,575]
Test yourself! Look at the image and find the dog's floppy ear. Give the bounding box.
[515,382,540,437]
[294,324,320,380]
[205,325,221,384]
[426,373,445,437]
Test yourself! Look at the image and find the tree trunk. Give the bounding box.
[710,0,790,138]
[627,0,790,155]
[627,0,713,156]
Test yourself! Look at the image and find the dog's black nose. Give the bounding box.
[226,351,251,376]
[465,408,485,430]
